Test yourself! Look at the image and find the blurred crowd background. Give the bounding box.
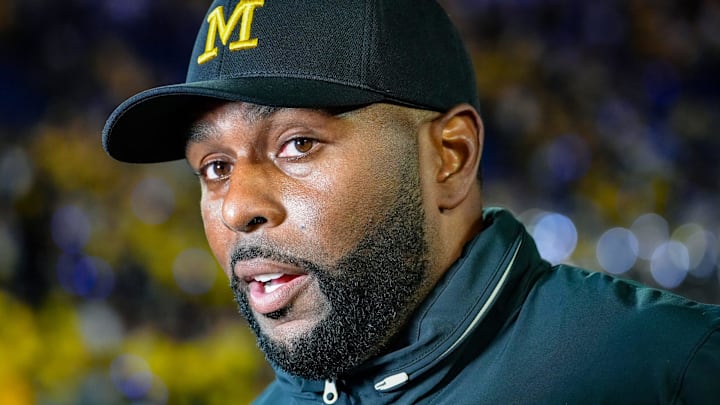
[1,0,719,403]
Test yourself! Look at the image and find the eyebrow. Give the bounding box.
[185,103,366,146]
[244,104,282,123]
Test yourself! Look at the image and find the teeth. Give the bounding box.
[264,283,283,294]
[254,273,284,283]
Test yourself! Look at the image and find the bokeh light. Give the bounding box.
[631,213,670,260]
[51,205,91,253]
[650,241,690,289]
[0,146,34,200]
[57,255,115,299]
[671,224,718,280]
[526,211,578,264]
[4,0,720,402]
[76,373,124,404]
[78,301,125,354]
[131,177,176,225]
[531,134,592,187]
[596,228,639,275]
[110,354,154,400]
[173,248,218,295]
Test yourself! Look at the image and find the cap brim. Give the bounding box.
[102,77,386,163]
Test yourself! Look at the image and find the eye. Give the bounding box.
[198,160,233,181]
[277,137,317,158]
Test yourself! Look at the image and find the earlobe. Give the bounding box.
[430,104,483,211]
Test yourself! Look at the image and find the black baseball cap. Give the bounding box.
[102,0,480,163]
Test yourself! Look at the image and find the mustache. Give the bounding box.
[229,244,325,275]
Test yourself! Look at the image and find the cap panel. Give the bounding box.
[187,0,368,87]
[367,0,480,111]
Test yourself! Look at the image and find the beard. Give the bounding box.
[230,165,430,380]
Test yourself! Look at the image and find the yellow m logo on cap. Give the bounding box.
[197,0,265,65]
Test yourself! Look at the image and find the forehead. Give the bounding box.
[186,102,428,144]
[187,102,282,143]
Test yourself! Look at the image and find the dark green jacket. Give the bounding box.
[254,208,720,404]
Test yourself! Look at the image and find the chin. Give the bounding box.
[257,310,325,346]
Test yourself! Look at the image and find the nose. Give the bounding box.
[221,166,286,233]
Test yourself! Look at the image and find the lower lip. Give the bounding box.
[248,274,310,315]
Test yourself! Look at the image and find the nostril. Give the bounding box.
[225,215,270,232]
[247,216,267,227]
[238,216,268,232]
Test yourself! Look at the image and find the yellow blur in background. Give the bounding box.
[2,0,720,403]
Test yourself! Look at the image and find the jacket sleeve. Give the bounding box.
[675,326,720,404]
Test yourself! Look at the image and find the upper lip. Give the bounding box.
[233,258,307,283]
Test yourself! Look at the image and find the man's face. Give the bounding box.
[185,102,435,379]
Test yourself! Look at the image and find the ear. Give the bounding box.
[428,103,483,211]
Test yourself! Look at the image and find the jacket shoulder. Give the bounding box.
[521,265,720,401]
[537,265,720,345]
[544,265,720,325]
[674,326,720,403]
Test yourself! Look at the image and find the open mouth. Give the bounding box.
[244,271,310,315]
[253,273,303,294]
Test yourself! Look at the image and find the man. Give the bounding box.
[103,0,720,403]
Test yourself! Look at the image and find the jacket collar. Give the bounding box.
[270,208,545,398]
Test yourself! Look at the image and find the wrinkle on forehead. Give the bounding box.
[185,101,440,147]
[187,102,281,144]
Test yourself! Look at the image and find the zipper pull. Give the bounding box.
[323,378,339,404]
[374,372,409,391]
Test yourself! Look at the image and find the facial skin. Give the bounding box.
[185,101,484,379]
[230,160,429,379]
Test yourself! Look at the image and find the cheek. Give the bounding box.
[299,158,402,258]
[200,193,233,277]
